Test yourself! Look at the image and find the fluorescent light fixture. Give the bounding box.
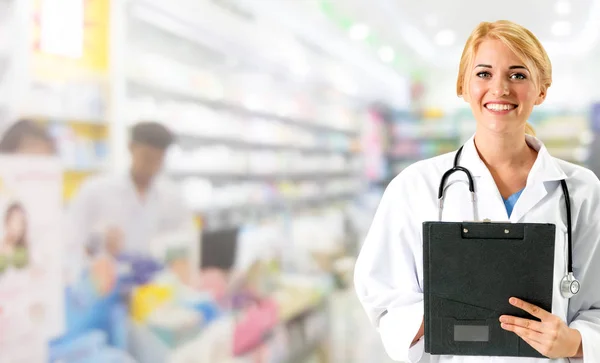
[551,21,572,36]
[434,29,456,46]
[349,23,370,40]
[555,1,571,15]
[378,46,395,63]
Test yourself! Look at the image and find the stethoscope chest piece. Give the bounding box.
[560,272,580,298]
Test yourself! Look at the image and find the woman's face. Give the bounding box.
[16,136,54,155]
[5,209,26,244]
[464,39,546,135]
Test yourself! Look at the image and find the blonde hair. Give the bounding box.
[456,20,551,136]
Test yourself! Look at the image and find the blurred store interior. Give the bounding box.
[0,0,599,362]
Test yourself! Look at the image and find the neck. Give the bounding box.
[474,130,535,171]
[130,170,150,197]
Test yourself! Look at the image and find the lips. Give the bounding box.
[485,102,518,111]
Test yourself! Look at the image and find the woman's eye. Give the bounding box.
[476,71,491,78]
[511,73,526,80]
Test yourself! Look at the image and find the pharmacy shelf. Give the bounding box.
[199,193,356,231]
[26,115,108,125]
[197,192,356,214]
[176,134,358,156]
[127,78,359,137]
[392,136,460,143]
[170,170,358,181]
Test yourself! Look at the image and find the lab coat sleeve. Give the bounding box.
[568,174,600,363]
[354,173,425,363]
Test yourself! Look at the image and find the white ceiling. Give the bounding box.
[219,0,600,108]
[308,0,600,68]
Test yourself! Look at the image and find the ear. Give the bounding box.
[534,88,546,106]
[458,83,471,103]
[461,91,470,103]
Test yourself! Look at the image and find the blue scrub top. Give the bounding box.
[504,188,524,217]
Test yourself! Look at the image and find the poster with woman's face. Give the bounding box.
[0,155,64,362]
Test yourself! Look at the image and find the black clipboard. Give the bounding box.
[423,221,556,358]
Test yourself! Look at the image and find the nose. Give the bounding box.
[491,77,510,96]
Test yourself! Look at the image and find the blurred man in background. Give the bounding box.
[67,121,197,278]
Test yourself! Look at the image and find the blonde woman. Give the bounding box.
[354,20,600,362]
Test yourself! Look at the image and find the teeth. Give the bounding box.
[486,103,516,111]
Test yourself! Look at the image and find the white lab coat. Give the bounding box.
[354,135,600,363]
[66,173,198,281]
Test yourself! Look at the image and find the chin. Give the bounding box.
[478,120,519,135]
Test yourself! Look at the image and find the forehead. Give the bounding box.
[17,136,54,155]
[473,39,525,66]
[132,143,165,155]
[7,208,24,218]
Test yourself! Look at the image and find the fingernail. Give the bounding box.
[509,298,517,304]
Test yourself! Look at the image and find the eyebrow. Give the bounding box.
[474,64,528,70]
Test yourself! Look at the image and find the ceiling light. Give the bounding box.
[378,46,395,63]
[349,23,370,40]
[551,21,572,36]
[555,1,571,15]
[434,29,456,46]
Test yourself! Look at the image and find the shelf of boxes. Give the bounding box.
[385,111,461,178]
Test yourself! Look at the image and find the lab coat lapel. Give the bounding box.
[509,183,547,223]
[509,136,567,223]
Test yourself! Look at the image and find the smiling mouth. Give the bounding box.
[485,103,518,111]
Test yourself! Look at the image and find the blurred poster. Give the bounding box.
[0,156,64,363]
[32,0,110,76]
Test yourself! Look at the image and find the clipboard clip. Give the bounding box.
[462,218,505,223]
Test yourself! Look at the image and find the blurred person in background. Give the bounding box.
[67,121,196,278]
[0,118,55,155]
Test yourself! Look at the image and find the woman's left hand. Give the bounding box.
[500,297,582,358]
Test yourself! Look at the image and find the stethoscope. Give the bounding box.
[438,146,580,299]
